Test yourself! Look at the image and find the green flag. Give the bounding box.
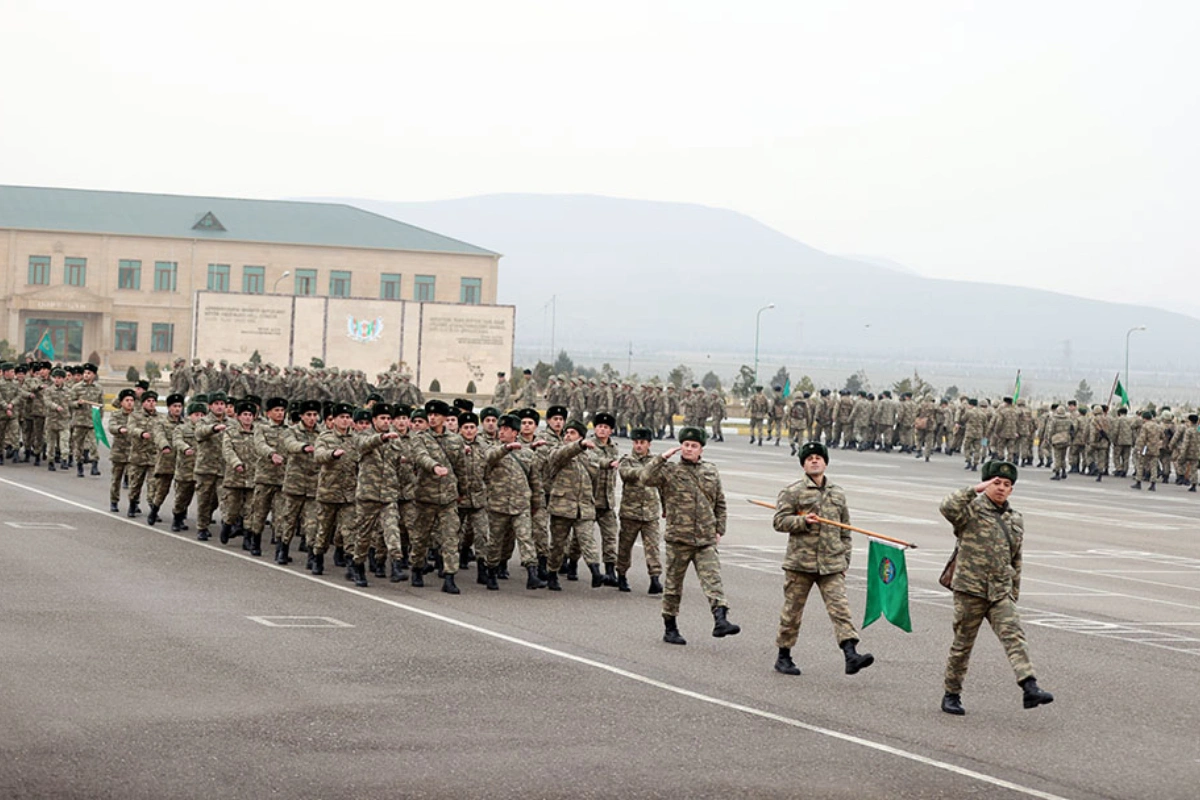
[1012,370,1022,401]
[782,378,791,399]
[36,330,55,360]
[1115,379,1130,408]
[91,406,110,449]
[863,539,911,632]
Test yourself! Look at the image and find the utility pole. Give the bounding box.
[626,341,632,377]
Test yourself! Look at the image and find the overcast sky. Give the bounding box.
[5,1,1197,318]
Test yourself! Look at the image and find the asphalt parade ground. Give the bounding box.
[2,439,1198,799]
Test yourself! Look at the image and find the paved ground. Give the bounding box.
[2,439,1198,799]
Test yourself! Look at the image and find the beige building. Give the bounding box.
[0,185,500,372]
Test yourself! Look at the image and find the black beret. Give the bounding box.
[678,426,707,446]
[234,400,256,416]
[498,414,521,431]
[517,408,540,424]
[799,441,829,464]
[366,393,384,404]
[352,409,371,423]
[393,404,413,417]
[243,394,262,408]
[592,411,616,428]
[546,405,568,420]
[981,460,1019,483]
[523,368,532,375]
[14,365,28,374]
[332,402,356,418]
[166,393,185,406]
[630,426,654,441]
[299,399,322,415]
[83,363,98,372]
[117,388,136,400]
[479,406,501,419]
[186,402,208,415]
[425,399,453,416]
[453,398,474,411]
[136,380,150,390]
[565,419,588,437]
[265,397,288,411]
[459,412,479,426]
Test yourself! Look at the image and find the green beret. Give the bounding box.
[50,368,66,378]
[565,419,588,437]
[208,391,228,404]
[186,402,208,415]
[981,460,1018,483]
[678,426,707,446]
[799,441,829,464]
[479,406,501,420]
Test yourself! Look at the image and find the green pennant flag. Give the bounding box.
[91,406,110,449]
[863,539,912,632]
[1012,370,1022,401]
[1114,379,1130,408]
[36,330,55,360]
[782,378,791,399]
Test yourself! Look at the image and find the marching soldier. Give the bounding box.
[275,400,322,564]
[311,402,359,576]
[409,399,469,593]
[545,420,604,588]
[483,414,547,590]
[170,402,206,532]
[107,388,137,513]
[146,394,184,525]
[616,427,663,594]
[245,397,290,556]
[747,386,769,446]
[125,390,162,518]
[193,392,231,540]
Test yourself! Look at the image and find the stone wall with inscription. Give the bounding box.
[416,304,515,395]
[325,298,406,374]
[194,294,293,364]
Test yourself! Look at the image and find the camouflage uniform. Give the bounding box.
[193,411,230,532]
[107,406,135,507]
[125,407,162,510]
[352,431,405,568]
[772,474,859,648]
[1133,417,1163,485]
[221,421,258,530]
[940,486,1036,694]
[545,439,599,570]
[247,418,289,539]
[641,452,729,617]
[1112,410,1134,476]
[43,380,72,462]
[0,373,21,459]
[484,443,541,569]
[455,435,493,567]
[747,389,770,444]
[588,434,621,566]
[277,424,321,547]
[616,451,663,578]
[410,427,469,577]
[313,427,359,556]
[171,418,201,523]
[708,390,726,442]
[1046,406,1074,478]
[148,413,182,511]
[960,403,987,469]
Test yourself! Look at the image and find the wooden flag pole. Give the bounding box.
[745,498,918,549]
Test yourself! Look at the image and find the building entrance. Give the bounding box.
[23,318,84,362]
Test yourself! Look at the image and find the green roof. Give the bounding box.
[0,185,498,257]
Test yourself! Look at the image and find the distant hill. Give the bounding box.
[305,194,1200,373]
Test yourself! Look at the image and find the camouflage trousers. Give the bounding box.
[1018,435,1034,463]
[710,417,722,441]
[531,504,550,557]
[126,463,151,504]
[222,486,253,526]
[1089,444,1110,474]
[595,507,618,564]
[768,417,782,440]
[811,419,832,444]
[918,428,938,458]
[661,541,727,618]
[412,500,461,575]
[788,419,808,444]
[352,500,395,565]
[1113,445,1132,475]
[171,479,196,518]
[549,515,599,569]
[275,492,316,546]
[22,415,45,454]
[832,420,850,447]
[487,509,537,567]
[961,436,983,467]
[109,460,129,505]
[775,569,858,649]
[194,472,223,529]
[247,482,283,536]
[945,591,1034,694]
[616,517,662,577]
[1068,443,1085,471]
[45,425,68,458]
[0,416,17,453]
[69,425,97,462]
[458,506,490,560]
[897,425,914,450]
[1052,444,1069,474]
[386,499,416,561]
[996,437,1019,463]
[1134,449,1160,483]
[148,472,174,508]
[315,500,355,556]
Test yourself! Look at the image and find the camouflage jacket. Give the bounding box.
[127,409,164,467]
[457,438,503,509]
[69,381,104,427]
[411,429,467,506]
[640,455,726,546]
[107,408,134,463]
[1134,419,1162,455]
[617,451,661,522]
[1112,415,1134,446]
[587,436,620,510]
[315,428,359,504]
[355,432,404,503]
[154,416,182,475]
[772,474,852,575]
[940,487,1023,602]
[1046,409,1073,446]
[545,439,597,521]
[962,407,987,438]
[747,393,770,419]
[222,423,258,489]
[172,420,200,482]
[252,420,290,486]
[43,384,72,429]
[394,435,416,502]
[194,412,231,476]
[484,443,540,515]
[282,425,321,497]
[23,376,46,416]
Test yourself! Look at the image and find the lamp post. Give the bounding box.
[273,270,291,293]
[753,303,775,387]
[1124,325,1146,405]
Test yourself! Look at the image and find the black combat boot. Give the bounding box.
[526,564,547,589]
[367,550,377,575]
[774,647,801,675]
[775,437,781,446]
[110,501,119,513]
[1190,483,1197,493]
[171,513,184,532]
[345,559,356,581]
[840,639,875,674]
[536,555,549,581]
[616,573,631,592]
[749,435,755,445]
[1148,482,1156,492]
[941,692,965,715]
[373,559,386,579]
[602,562,619,587]
[298,537,308,552]
[250,533,262,557]
[333,545,346,567]
[496,563,509,580]
[648,575,663,594]
[1020,677,1054,709]
[442,573,460,594]
[411,566,424,587]
[146,504,159,525]
[566,558,579,581]
[476,559,487,585]
[459,547,472,570]
[77,461,85,477]
[711,606,741,637]
[485,566,499,591]
[275,539,291,565]
[126,502,139,518]
[389,560,407,582]
[663,614,687,645]
[546,571,561,591]
[238,523,250,550]
[66,455,73,469]
[351,562,369,587]
[589,562,604,588]
[90,460,100,476]
[757,437,763,446]
[47,458,56,471]
[311,552,325,575]
[790,442,797,456]
[1096,473,1103,483]
[196,527,210,541]
[219,522,233,544]
[433,550,444,577]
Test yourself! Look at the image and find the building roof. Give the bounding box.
[0,185,498,257]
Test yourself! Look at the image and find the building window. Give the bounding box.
[460,277,482,305]
[28,256,51,285]
[414,275,436,302]
[243,265,265,294]
[207,263,231,292]
[151,323,174,353]
[329,270,352,298]
[380,273,402,300]
[295,269,317,296]
[154,261,177,292]
[65,257,87,287]
[118,259,142,290]
[115,321,138,352]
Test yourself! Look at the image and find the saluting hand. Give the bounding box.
[662,445,682,459]
[974,477,999,493]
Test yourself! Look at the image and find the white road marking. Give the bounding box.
[247,615,353,628]
[3,521,76,530]
[1,475,1073,800]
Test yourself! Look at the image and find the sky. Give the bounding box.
[4,1,1198,317]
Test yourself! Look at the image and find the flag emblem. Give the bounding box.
[879,556,897,585]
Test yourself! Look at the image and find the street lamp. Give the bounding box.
[273,270,291,293]
[753,303,775,387]
[1124,325,1146,406]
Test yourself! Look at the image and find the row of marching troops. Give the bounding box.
[743,386,1200,491]
[103,382,687,598]
[167,358,425,407]
[0,361,106,472]
[501,371,728,442]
